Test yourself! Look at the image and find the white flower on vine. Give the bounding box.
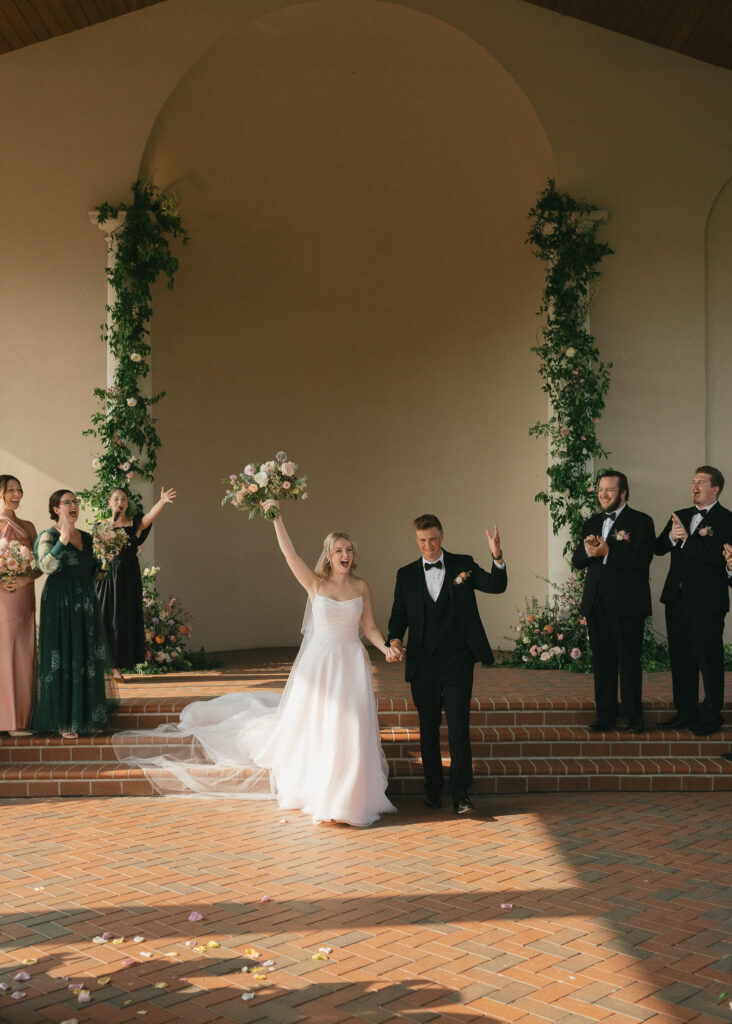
[565,347,576,358]
[130,352,142,363]
[126,398,137,407]
[92,458,101,470]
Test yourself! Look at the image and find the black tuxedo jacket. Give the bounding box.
[572,506,655,619]
[655,502,732,612]
[387,550,507,682]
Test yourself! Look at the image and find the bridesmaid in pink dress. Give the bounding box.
[0,475,39,735]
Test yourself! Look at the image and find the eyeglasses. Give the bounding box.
[60,499,81,507]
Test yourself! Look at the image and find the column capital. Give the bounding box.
[88,210,126,236]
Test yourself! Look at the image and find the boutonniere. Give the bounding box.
[612,530,630,542]
[454,571,472,585]
[698,526,713,537]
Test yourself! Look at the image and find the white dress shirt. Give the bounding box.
[423,555,445,601]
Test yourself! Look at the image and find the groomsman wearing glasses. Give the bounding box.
[655,466,732,736]
[386,514,506,815]
[572,471,655,733]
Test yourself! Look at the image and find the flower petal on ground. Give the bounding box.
[188,912,203,922]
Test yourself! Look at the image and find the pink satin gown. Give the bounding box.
[0,515,36,730]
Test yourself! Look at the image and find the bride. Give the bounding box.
[114,503,397,827]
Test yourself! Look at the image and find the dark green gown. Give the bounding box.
[32,528,114,735]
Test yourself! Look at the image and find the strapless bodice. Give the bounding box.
[311,594,363,642]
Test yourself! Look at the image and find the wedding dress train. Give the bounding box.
[113,594,396,827]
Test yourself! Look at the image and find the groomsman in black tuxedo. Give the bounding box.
[572,471,655,733]
[386,514,507,815]
[655,465,732,736]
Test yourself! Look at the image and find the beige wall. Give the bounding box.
[2,0,731,650]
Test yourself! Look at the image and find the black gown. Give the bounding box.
[95,514,151,669]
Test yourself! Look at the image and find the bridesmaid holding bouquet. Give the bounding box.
[0,475,39,735]
[95,485,176,679]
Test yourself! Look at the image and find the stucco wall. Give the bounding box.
[1,0,731,651]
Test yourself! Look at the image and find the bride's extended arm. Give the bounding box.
[269,509,320,595]
[360,581,392,658]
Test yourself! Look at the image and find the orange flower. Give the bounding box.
[179,625,191,637]
[155,635,165,645]
[543,625,553,634]
[579,616,587,626]
[525,614,535,623]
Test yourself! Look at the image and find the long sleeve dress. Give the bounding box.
[95,514,152,669]
[0,515,36,730]
[32,528,114,735]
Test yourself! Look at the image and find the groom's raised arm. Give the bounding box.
[470,524,507,594]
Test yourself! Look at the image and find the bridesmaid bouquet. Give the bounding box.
[92,521,129,574]
[0,539,36,587]
[222,451,308,520]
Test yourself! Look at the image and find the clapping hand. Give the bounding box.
[584,534,607,558]
[485,525,502,561]
[670,512,688,543]
[723,543,732,572]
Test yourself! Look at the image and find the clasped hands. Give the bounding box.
[584,534,609,558]
[385,640,404,663]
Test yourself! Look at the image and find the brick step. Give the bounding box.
[2,725,728,765]
[2,753,731,797]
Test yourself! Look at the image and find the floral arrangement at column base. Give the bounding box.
[506,574,672,672]
[135,566,220,674]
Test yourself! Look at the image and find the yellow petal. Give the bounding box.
[311,953,328,961]
[206,941,220,949]
[193,945,206,953]
[251,973,267,981]
[153,982,168,989]
[165,951,180,957]
[22,959,37,965]
[97,976,112,986]
[111,938,125,945]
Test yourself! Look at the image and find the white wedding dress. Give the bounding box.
[113,594,396,827]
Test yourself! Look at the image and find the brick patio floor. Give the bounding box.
[0,788,730,1024]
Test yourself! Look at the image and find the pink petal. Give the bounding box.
[0,983,9,992]
[500,902,514,909]
[121,959,136,968]
[188,912,203,922]
[101,932,114,940]
[260,896,271,903]
[13,972,30,981]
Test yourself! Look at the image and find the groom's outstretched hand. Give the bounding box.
[485,525,503,563]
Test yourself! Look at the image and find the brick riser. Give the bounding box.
[1,698,730,797]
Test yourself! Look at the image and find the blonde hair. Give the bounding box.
[315,532,359,580]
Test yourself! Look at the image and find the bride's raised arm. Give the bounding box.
[264,502,319,597]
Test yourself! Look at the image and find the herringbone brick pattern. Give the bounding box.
[0,792,729,1023]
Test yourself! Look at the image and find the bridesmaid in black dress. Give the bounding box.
[96,485,176,680]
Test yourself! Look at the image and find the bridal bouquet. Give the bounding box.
[223,452,308,520]
[92,521,129,574]
[0,539,36,588]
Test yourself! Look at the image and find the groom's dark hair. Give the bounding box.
[413,514,443,532]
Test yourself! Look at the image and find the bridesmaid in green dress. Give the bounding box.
[33,489,114,738]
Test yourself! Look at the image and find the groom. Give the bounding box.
[386,514,507,814]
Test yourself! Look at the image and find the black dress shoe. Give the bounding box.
[658,713,697,730]
[453,794,474,815]
[424,791,442,809]
[692,723,721,737]
[588,720,616,732]
[625,719,646,733]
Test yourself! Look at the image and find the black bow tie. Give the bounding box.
[696,509,708,520]
[604,512,617,522]
[424,561,443,571]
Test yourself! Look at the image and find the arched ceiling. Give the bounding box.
[0,0,730,70]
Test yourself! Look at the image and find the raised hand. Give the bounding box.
[160,486,176,505]
[485,525,502,561]
[57,510,75,542]
[670,512,688,543]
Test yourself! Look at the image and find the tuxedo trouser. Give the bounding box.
[587,602,645,723]
[410,649,474,796]
[665,595,725,724]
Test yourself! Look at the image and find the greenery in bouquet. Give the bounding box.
[91,521,129,576]
[223,452,307,520]
[0,539,36,588]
